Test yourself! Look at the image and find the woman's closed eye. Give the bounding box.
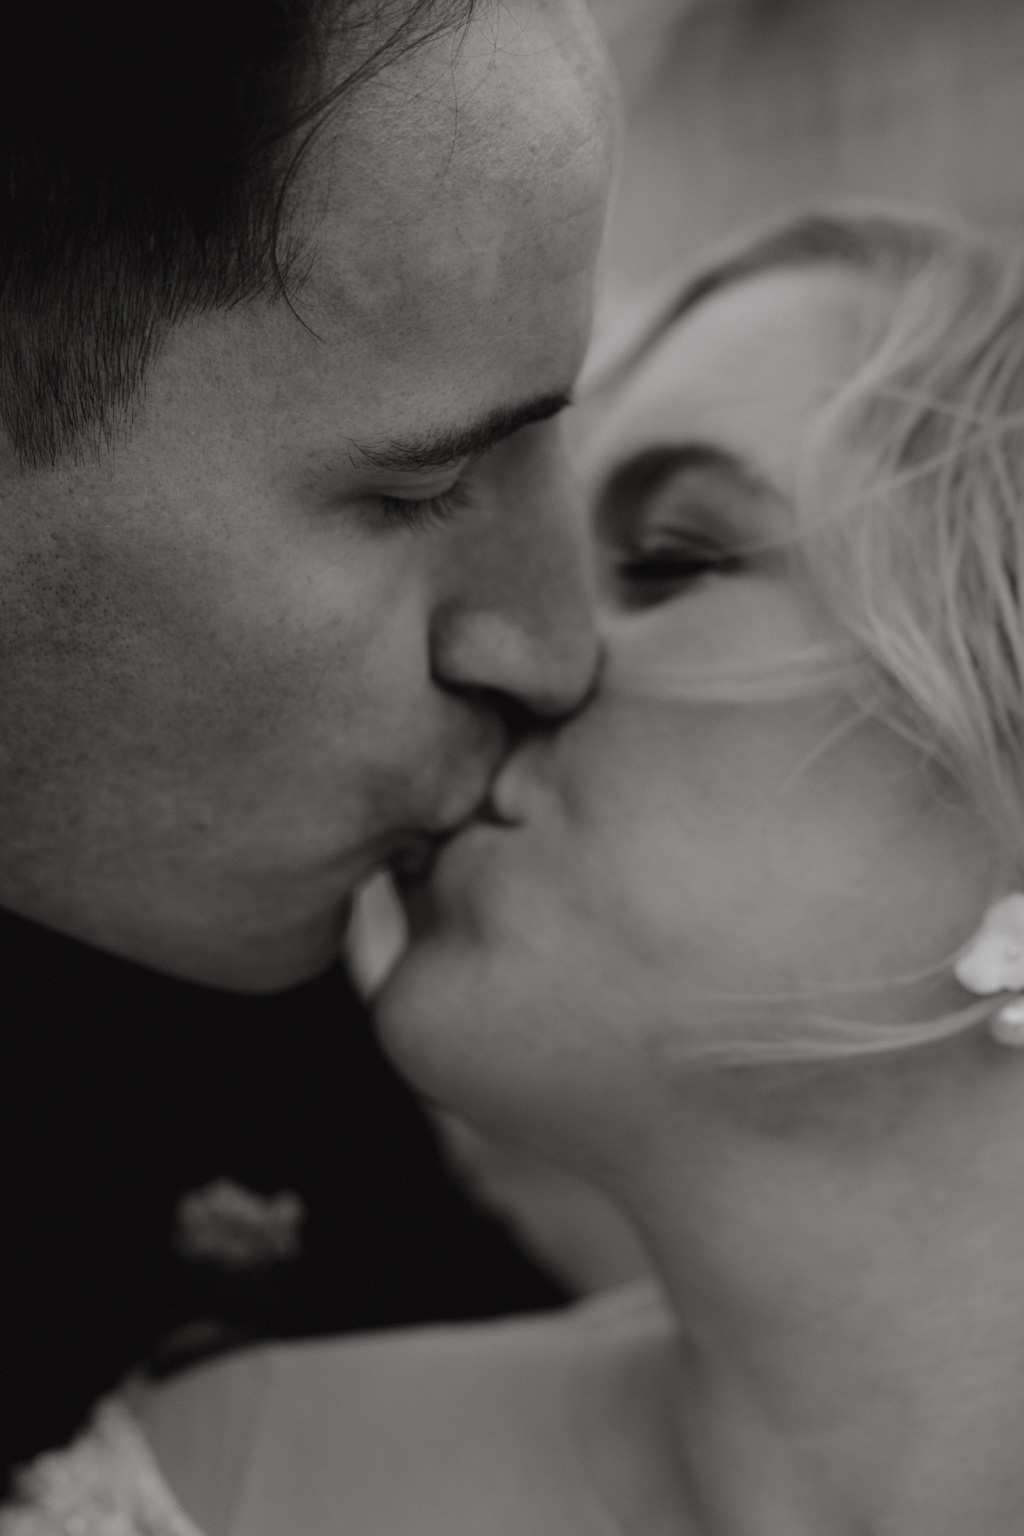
[592,444,783,611]
[607,524,744,609]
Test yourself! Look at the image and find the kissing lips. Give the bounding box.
[389,835,440,887]
[387,795,512,935]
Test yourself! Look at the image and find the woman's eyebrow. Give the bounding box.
[593,442,780,526]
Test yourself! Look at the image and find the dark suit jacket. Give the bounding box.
[0,905,566,1493]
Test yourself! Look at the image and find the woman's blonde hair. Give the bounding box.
[608,205,1024,1065]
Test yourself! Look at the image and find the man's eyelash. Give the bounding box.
[374,479,474,531]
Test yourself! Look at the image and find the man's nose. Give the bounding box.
[429,438,599,721]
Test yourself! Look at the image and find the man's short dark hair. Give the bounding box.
[0,0,475,470]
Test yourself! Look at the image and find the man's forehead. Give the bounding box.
[299,0,613,273]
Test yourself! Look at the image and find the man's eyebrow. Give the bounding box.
[346,392,573,473]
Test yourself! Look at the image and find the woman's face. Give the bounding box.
[378,267,996,1160]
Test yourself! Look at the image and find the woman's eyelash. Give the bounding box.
[617,538,735,570]
[614,527,741,575]
[605,521,746,606]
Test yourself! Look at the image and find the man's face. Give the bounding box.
[0,0,614,989]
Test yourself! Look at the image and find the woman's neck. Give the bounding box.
[601,1039,1024,1536]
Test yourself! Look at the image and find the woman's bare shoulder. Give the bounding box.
[131,1283,678,1536]
[127,1349,273,1536]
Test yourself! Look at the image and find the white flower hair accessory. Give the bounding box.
[954,894,1024,1045]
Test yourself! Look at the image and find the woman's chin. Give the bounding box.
[375,820,587,1115]
[373,925,491,1108]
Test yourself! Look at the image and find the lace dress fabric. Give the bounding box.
[0,1400,204,1536]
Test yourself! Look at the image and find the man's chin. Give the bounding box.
[133,901,354,994]
[223,907,355,993]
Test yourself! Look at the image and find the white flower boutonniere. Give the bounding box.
[173,1178,306,1270]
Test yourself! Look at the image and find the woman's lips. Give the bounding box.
[389,810,514,936]
[390,795,512,880]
